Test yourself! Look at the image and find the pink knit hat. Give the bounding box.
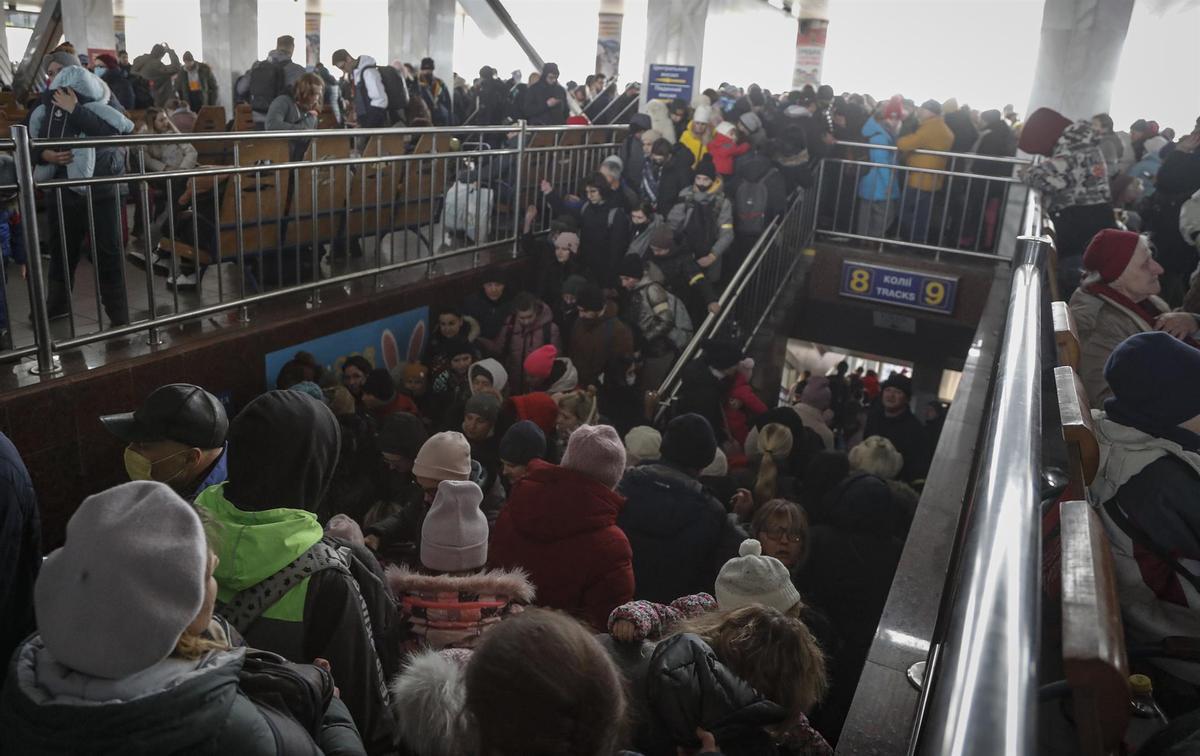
[413,431,473,481]
[561,424,626,489]
[421,480,489,572]
[524,344,558,383]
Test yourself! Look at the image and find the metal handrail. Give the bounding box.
[835,139,1032,165]
[915,230,1049,755]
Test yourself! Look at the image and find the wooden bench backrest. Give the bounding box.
[233,104,256,132]
[192,106,227,133]
[1053,301,1080,370]
[1054,365,1100,492]
[285,137,353,247]
[1060,498,1130,755]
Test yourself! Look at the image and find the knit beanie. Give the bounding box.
[919,99,942,116]
[716,121,736,138]
[577,283,605,313]
[693,104,712,124]
[695,154,717,180]
[1104,331,1200,444]
[499,420,546,465]
[561,424,627,489]
[649,226,675,253]
[363,368,396,401]
[1018,107,1072,157]
[738,112,762,134]
[1082,228,1141,284]
[377,412,428,458]
[413,431,473,481]
[325,513,365,546]
[625,425,662,465]
[799,375,833,411]
[421,480,489,572]
[618,254,645,280]
[882,373,913,399]
[542,62,560,76]
[602,155,624,173]
[48,51,80,70]
[661,413,717,471]
[35,481,207,679]
[701,447,729,477]
[464,392,501,425]
[562,274,589,297]
[883,95,905,121]
[524,345,558,382]
[715,539,802,614]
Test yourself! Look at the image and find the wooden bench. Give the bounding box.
[1053,301,1081,370]
[232,103,256,132]
[191,106,231,165]
[157,140,291,267]
[283,136,352,249]
[1054,365,1100,495]
[1060,498,1130,755]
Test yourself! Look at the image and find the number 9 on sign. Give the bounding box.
[849,267,871,293]
[924,280,945,307]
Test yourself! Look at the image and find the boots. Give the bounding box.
[45,280,70,321]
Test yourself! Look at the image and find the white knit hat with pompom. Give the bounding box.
[714,539,801,613]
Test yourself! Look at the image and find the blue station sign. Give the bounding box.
[839,260,958,315]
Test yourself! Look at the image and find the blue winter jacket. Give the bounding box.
[858,116,900,202]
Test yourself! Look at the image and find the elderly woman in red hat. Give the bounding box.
[1070,228,1200,404]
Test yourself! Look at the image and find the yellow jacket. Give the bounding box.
[896,116,955,191]
[679,122,709,168]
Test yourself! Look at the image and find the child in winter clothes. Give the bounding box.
[430,340,477,427]
[708,121,751,178]
[723,359,768,446]
[387,479,534,657]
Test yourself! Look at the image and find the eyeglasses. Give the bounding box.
[761,526,804,543]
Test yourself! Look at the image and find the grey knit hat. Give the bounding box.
[421,480,489,572]
[35,481,208,679]
[714,539,801,614]
[48,51,81,70]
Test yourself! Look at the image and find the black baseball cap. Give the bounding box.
[100,384,228,449]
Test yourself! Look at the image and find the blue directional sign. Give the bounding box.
[839,260,958,315]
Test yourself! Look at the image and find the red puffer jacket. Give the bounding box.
[488,460,634,629]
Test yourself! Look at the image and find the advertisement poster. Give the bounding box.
[596,13,622,80]
[264,306,429,388]
[305,12,321,69]
[793,18,828,89]
[647,64,695,103]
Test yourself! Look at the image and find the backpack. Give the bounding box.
[239,648,333,756]
[368,64,410,126]
[249,59,288,114]
[735,169,776,236]
[664,287,694,350]
[129,73,154,109]
[679,199,716,257]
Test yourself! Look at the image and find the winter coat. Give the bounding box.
[0,635,366,755]
[462,287,514,343]
[861,406,929,484]
[568,300,636,389]
[895,116,955,192]
[673,362,729,445]
[139,122,198,173]
[629,215,668,260]
[388,649,476,756]
[30,66,134,198]
[523,78,568,126]
[193,392,397,754]
[627,275,686,357]
[1130,151,1164,198]
[387,565,534,655]
[1147,148,1200,278]
[131,47,182,107]
[1098,131,1124,178]
[531,234,593,313]
[668,181,735,280]
[651,143,697,215]
[723,373,767,446]
[1088,412,1200,683]
[418,77,453,127]
[708,133,751,176]
[100,67,135,110]
[489,301,561,394]
[944,109,978,154]
[621,114,652,187]
[1068,285,1171,406]
[650,248,718,315]
[799,472,906,743]
[173,61,220,107]
[617,463,745,603]
[858,116,899,202]
[790,402,834,450]
[1023,121,1112,213]
[731,151,789,234]
[970,120,1017,178]
[489,460,634,628]
[265,94,318,132]
[0,432,37,669]
[546,193,632,288]
[679,123,710,168]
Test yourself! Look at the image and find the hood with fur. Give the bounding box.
[390,649,476,756]
[387,564,534,653]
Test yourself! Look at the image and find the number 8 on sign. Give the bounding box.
[849,267,871,293]
[924,280,945,306]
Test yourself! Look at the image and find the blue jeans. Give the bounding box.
[898,187,936,244]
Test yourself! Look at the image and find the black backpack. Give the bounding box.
[373,65,410,125]
[239,649,333,756]
[735,169,776,236]
[680,199,717,258]
[249,59,288,114]
[129,73,154,109]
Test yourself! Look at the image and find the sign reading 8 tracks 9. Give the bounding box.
[839,260,958,315]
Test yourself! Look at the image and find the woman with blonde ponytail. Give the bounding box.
[753,423,794,507]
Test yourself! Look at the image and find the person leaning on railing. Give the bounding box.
[265,73,325,160]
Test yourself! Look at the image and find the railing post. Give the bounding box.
[11,125,61,375]
[512,120,527,259]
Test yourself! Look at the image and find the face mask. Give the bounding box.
[94,65,107,77]
[124,446,189,484]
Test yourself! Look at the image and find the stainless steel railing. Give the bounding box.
[817,139,1032,261]
[1,121,627,375]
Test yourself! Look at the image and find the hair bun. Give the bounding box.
[739,538,763,557]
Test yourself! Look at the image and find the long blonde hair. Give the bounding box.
[172,518,226,660]
[557,388,598,429]
[677,605,828,726]
[754,423,794,505]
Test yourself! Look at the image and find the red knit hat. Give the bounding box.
[96,53,120,70]
[507,392,558,436]
[1018,107,1072,156]
[523,344,558,382]
[567,115,591,126]
[1083,228,1141,283]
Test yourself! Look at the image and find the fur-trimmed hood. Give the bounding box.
[386,564,536,603]
[389,648,476,756]
[387,564,535,653]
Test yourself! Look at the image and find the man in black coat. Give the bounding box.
[617,413,745,603]
[523,62,568,126]
[645,137,695,215]
[542,172,632,289]
[862,373,930,484]
[673,339,742,445]
[0,432,38,668]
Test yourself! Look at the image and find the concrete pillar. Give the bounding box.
[1026,0,1135,120]
[200,0,258,117]
[61,0,117,56]
[642,0,708,107]
[388,0,455,71]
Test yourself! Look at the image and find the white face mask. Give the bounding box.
[94,65,108,77]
